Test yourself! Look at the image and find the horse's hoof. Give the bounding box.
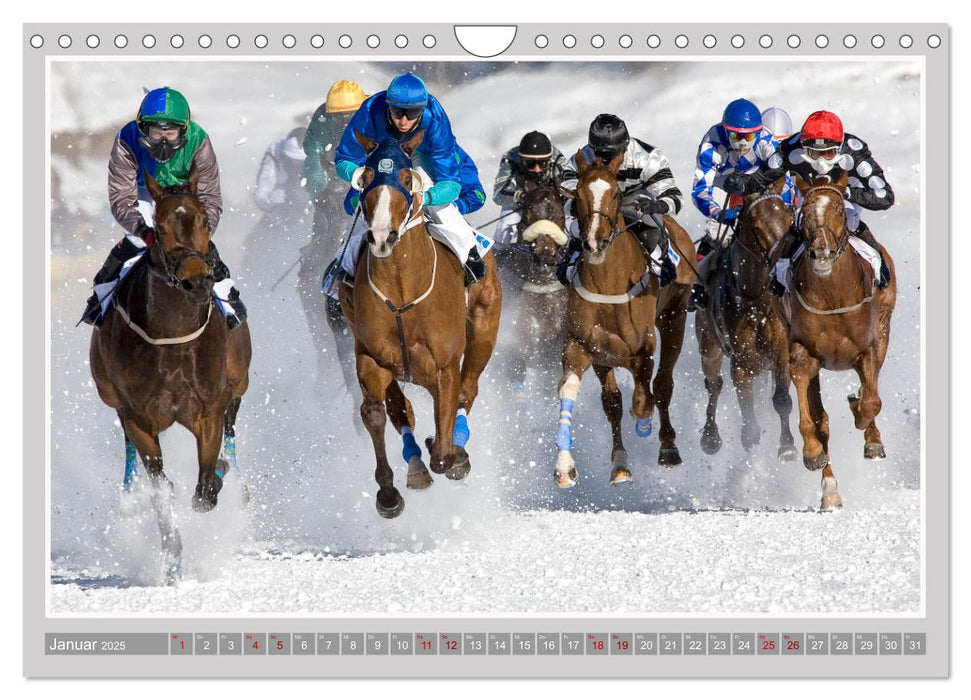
[555,467,578,489]
[446,447,471,481]
[406,457,434,490]
[658,448,682,467]
[164,560,182,586]
[610,468,633,485]
[635,417,653,438]
[192,483,219,512]
[700,425,722,455]
[778,444,798,462]
[820,493,844,511]
[376,489,405,519]
[846,393,860,404]
[864,443,886,460]
[803,451,828,472]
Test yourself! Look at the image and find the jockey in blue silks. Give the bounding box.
[328,72,487,293]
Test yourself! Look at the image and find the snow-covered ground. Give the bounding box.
[48,58,922,615]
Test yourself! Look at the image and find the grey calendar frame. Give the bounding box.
[23,23,949,678]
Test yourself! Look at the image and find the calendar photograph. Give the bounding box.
[45,49,924,620]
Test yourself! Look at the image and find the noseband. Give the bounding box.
[153,244,216,289]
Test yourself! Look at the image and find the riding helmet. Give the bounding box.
[588,114,629,157]
[386,73,429,108]
[721,98,762,133]
[519,131,553,160]
[800,110,844,148]
[760,106,794,140]
[325,80,367,113]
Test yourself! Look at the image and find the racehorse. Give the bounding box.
[781,173,896,509]
[337,132,502,518]
[553,149,694,487]
[694,177,797,460]
[89,167,252,580]
[494,177,570,399]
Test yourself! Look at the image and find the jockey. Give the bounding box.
[761,106,796,141]
[724,109,893,291]
[331,72,488,287]
[303,80,367,237]
[492,130,570,244]
[253,126,309,214]
[563,113,683,285]
[80,87,247,328]
[688,98,795,309]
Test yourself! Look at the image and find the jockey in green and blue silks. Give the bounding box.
[80,86,247,328]
[328,72,489,289]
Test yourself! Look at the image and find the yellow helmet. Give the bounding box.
[325,80,367,113]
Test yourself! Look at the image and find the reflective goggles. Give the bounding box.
[521,157,551,171]
[388,105,424,121]
[803,145,840,161]
[726,130,758,145]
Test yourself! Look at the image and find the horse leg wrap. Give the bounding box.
[401,427,422,463]
[123,439,138,491]
[557,398,575,451]
[223,434,238,475]
[635,416,653,438]
[452,409,470,449]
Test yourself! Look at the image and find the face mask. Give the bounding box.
[139,129,186,163]
[800,150,842,175]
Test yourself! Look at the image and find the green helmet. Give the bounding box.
[137,87,191,127]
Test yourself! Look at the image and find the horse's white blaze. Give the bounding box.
[559,371,581,401]
[369,187,393,250]
[175,205,186,214]
[813,191,834,226]
[585,178,610,251]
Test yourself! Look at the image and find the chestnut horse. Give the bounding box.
[781,174,896,509]
[89,168,252,579]
[338,132,502,518]
[495,178,570,399]
[554,150,694,487]
[695,177,797,460]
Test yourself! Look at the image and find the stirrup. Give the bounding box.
[464,252,486,287]
[877,260,891,290]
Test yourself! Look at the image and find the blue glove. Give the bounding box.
[723,172,749,196]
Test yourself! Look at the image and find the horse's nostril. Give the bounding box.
[181,280,194,292]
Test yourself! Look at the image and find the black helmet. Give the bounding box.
[588,114,629,159]
[519,131,553,160]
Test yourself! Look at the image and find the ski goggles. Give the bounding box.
[803,145,840,161]
[388,105,425,120]
[726,130,758,145]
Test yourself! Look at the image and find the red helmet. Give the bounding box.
[800,110,844,148]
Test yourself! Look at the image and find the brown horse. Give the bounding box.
[494,177,570,399]
[695,177,797,460]
[553,149,694,487]
[338,132,502,518]
[781,173,896,509]
[89,167,252,578]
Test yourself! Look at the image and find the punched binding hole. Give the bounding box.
[283,34,297,49]
[787,34,801,48]
[871,34,885,48]
[703,34,716,49]
[815,34,829,49]
[535,35,549,49]
[142,34,156,49]
[731,34,744,48]
[591,34,605,49]
[395,35,408,48]
[29,34,44,49]
[114,35,128,49]
[86,35,100,49]
[227,34,240,49]
[255,34,269,49]
[563,34,576,49]
[899,34,913,48]
[423,34,436,49]
[675,34,689,48]
[171,35,184,49]
[311,35,324,49]
[58,34,72,49]
[759,34,772,48]
[619,34,633,49]
[843,34,857,49]
[928,34,941,48]
[647,34,660,49]
[339,34,352,48]
[198,35,212,49]
[367,35,380,49]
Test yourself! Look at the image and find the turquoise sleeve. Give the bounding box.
[336,159,360,183]
[423,180,461,207]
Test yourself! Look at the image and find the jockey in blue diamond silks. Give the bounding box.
[687,98,796,310]
[80,86,247,328]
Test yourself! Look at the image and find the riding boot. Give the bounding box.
[79,236,146,326]
[851,220,891,289]
[210,242,248,329]
[632,224,676,286]
[556,238,583,286]
[769,226,803,297]
[464,248,486,287]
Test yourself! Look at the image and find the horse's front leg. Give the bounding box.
[385,380,432,490]
[428,363,461,479]
[121,414,182,581]
[653,305,686,467]
[593,365,631,485]
[849,344,886,460]
[730,355,761,451]
[789,342,827,471]
[695,315,725,455]
[770,335,797,462]
[357,353,403,518]
[554,339,592,488]
[191,412,225,513]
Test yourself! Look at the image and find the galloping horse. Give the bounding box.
[554,150,694,487]
[89,167,252,578]
[338,132,502,518]
[495,177,570,398]
[695,177,797,460]
[781,173,896,509]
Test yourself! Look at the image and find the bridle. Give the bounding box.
[798,185,851,263]
[733,191,787,267]
[148,193,217,289]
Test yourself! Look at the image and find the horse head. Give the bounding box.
[144,166,215,306]
[738,175,793,260]
[353,130,425,259]
[795,172,850,278]
[573,148,624,263]
[518,178,569,272]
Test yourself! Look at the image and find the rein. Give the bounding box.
[365,217,436,384]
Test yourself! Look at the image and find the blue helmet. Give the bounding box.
[386,73,429,108]
[721,98,762,133]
